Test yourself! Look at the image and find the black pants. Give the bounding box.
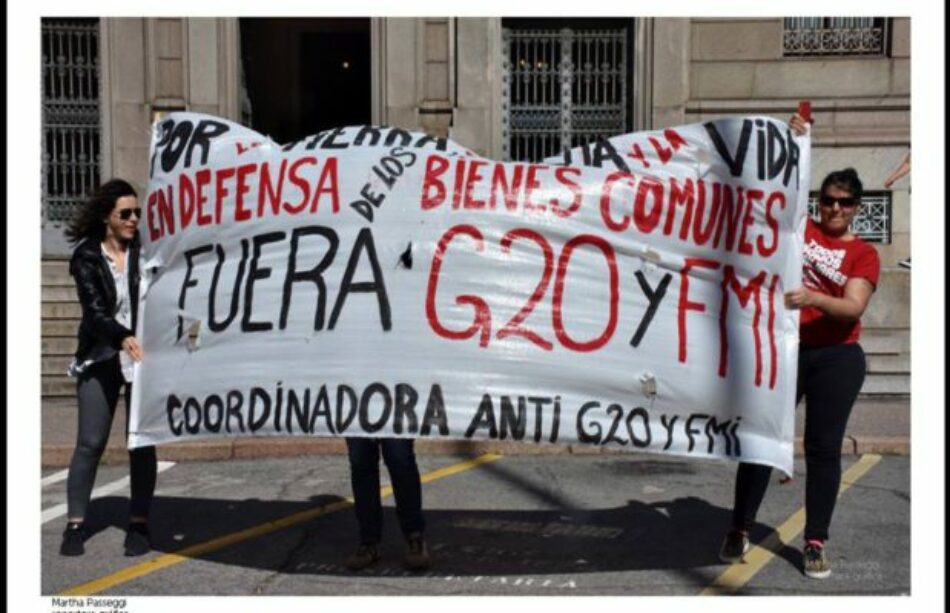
[66,356,157,520]
[345,438,425,544]
[732,343,866,542]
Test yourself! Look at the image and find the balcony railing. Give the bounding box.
[784,17,888,57]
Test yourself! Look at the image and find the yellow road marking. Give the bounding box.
[59,452,503,596]
[701,453,883,595]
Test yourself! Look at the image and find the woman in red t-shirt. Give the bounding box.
[718,114,880,579]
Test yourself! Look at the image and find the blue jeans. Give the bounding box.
[345,438,425,544]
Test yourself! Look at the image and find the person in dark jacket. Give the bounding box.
[60,179,157,557]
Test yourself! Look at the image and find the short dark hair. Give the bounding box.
[65,179,138,245]
[819,168,864,201]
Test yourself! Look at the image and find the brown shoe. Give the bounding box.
[404,533,431,570]
[345,543,380,571]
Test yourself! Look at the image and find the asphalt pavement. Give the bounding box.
[40,453,910,597]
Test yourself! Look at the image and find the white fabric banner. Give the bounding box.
[129,113,809,474]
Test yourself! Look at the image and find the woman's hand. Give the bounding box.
[786,279,873,320]
[784,287,817,309]
[122,336,144,362]
[788,113,810,136]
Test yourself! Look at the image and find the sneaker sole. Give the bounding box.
[804,568,831,579]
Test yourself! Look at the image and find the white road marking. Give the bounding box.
[41,469,70,488]
[41,462,176,525]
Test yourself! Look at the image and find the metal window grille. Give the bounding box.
[808,192,892,243]
[783,17,889,57]
[501,27,629,162]
[42,18,101,226]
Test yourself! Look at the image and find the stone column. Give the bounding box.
[651,18,690,129]
[186,18,241,120]
[418,18,454,138]
[383,18,419,131]
[382,18,458,139]
[451,18,503,157]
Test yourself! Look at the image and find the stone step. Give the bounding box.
[867,354,910,374]
[42,259,72,287]
[42,356,73,375]
[42,337,77,356]
[42,319,80,337]
[43,258,70,269]
[43,375,75,397]
[42,302,82,319]
[42,286,77,302]
[861,329,910,355]
[861,373,911,395]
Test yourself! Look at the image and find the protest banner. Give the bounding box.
[129,113,809,474]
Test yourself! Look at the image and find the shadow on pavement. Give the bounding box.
[82,491,798,578]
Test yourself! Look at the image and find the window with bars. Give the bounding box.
[808,191,892,243]
[783,17,889,57]
[42,18,102,226]
[501,20,632,162]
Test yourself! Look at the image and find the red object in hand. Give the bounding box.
[798,101,813,124]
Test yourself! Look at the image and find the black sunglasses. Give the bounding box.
[819,195,858,209]
[117,208,142,220]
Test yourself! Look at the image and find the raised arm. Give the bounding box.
[884,152,911,188]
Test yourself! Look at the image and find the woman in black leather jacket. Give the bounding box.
[60,179,157,557]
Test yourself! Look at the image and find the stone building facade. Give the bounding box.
[41,17,910,397]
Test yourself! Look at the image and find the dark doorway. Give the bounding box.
[240,18,371,144]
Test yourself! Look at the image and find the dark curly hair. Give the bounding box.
[64,179,138,245]
[819,167,864,201]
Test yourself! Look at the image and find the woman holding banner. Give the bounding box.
[719,114,880,579]
[59,179,157,557]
